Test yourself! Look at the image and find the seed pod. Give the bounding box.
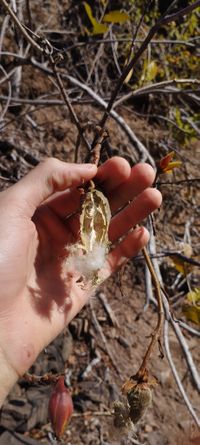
[127,383,152,424]
[121,371,156,425]
[113,400,130,428]
[48,376,73,439]
[80,180,111,254]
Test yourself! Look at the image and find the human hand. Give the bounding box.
[0,156,161,405]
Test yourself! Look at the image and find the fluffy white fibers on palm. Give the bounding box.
[66,242,107,281]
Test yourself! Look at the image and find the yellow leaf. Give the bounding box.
[84,2,108,35]
[187,288,200,304]
[164,160,182,173]
[158,151,182,174]
[182,288,200,326]
[92,22,108,35]
[182,305,200,325]
[103,10,130,24]
[171,256,190,275]
[146,61,158,82]
[84,2,96,26]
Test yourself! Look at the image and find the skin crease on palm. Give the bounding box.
[0,156,162,406]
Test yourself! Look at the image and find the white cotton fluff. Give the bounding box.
[66,242,107,281]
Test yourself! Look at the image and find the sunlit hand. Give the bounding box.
[0,156,161,405]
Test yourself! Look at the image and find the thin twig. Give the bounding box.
[98,0,200,129]
[0,2,91,154]
[114,79,200,107]
[0,53,155,165]
[164,320,200,427]
[90,299,120,376]
[158,178,200,186]
[109,28,121,77]
[137,246,164,377]
[65,73,155,166]
[87,126,109,165]
[31,33,199,47]
[98,292,119,328]
[49,55,91,153]
[72,411,111,418]
[178,321,200,338]
[0,14,9,59]
[25,0,32,31]
[143,260,153,312]
[148,228,200,392]
[0,68,18,85]
[0,65,12,124]
[81,356,101,380]
[0,0,43,53]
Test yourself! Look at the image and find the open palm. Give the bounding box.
[0,157,161,402]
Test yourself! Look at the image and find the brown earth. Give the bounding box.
[0,1,200,445]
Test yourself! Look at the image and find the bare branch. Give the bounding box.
[65,74,155,166]
[49,55,91,153]
[164,320,200,428]
[114,79,200,107]
[0,65,12,125]
[90,298,120,376]
[137,246,164,377]
[98,0,200,129]
[0,3,91,154]
[0,0,43,53]
[10,56,154,165]
[0,14,9,58]
[147,228,200,393]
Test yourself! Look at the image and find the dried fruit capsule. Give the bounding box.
[113,400,130,428]
[48,376,73,439]
[127,383,152,424]
[80,180,111,254]
[65,180,111,285]
[120,370,157,426]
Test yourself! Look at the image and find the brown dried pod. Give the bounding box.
[126,382,152,424]
[113,400,130,429]
[120,370,157,425]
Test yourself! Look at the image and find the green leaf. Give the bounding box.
[103,10,130,24]
[84,2,108,35]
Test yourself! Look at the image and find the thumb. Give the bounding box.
[6,158,97,217]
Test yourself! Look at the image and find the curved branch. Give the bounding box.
[114,79,200,108]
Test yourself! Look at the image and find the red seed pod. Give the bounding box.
[48,376,74,439]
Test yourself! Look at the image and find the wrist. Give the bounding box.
[0,346,19,408]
